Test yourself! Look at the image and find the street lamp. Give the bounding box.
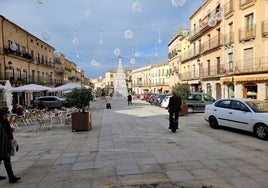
[197,57,202,92]
[5,61,13,80]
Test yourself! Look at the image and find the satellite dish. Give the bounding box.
[53,50,61,58]
[10,44,17,51]
[215,11,224,21]
[208,17,217,27]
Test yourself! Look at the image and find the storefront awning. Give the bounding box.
[220,76,233,83]
[187,80,199,84]
[234,74,268,82]
[163,86,170,91]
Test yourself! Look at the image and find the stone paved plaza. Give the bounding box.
[0,98,268,188]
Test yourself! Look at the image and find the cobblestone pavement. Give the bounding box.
[0,98,268,188]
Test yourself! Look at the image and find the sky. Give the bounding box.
[0,0,204,78]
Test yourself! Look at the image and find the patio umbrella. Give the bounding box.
[0,85,5,90]
[11,84,51,92]
[48,82,82,92]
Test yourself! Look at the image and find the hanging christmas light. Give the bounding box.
[99,30,103,44]
[85,0,92,17]
[36,0,46,4]
[114,48,120,56]
[72,31,79,45]
[158,28,162,44]
[132,0,141,12]
[171,0,186,7]
[130,58,136,64]
[41,31,51,41]
[124,29,133,40]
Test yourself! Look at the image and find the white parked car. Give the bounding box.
[160,95,171,108]
[204,98,268,140]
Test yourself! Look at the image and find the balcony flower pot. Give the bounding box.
[65,87,93,131]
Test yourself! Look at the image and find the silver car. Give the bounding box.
[34,96,66,109]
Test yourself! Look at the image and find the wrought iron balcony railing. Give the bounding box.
[239,24,256,42]
[179,56,268,81]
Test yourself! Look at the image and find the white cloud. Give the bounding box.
[0,0,204,78]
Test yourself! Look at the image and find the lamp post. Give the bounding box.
[197,57,202,92]
[5,61,13,80]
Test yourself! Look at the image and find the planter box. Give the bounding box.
[71,112,92,131]
[179,104,188,116]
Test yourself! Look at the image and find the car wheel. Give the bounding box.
[209,116,218,129]
[188,106,194,113]
[255,124,268,140]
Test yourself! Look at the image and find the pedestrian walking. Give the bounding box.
[105,95,111,109]
[0,106,21,183]
[127,94,132,105]
[167,90,182,132]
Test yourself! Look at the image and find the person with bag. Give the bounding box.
[105,95,111,109]
[167,90,182,132]
[0,106,21,183]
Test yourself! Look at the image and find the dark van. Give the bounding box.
[185,92,215,113]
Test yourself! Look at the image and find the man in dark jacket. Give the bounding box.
[0,106,21,183]
[167,90,182,131]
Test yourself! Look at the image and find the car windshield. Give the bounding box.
[246,100,268,112]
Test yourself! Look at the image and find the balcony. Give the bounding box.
[181,47,201,63]
[180,71,199,81]
[201,35,223,54]
[262,20,268,37]
[200,6,222,32]
[224,0,234,18]
[3,46,33,60]
[54,68,64,75]
[199,56,268,80]
[239,0,256,10]
[224,32,234,46]
[188,26,202,42]
[239,25,256,42]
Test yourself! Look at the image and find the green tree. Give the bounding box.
[66,88,93,113]
[172,83,190,103]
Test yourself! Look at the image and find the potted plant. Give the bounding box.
[172,83,190,116]
[66,87,93,131]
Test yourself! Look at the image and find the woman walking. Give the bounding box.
[0,106,21,183]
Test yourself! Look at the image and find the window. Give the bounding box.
[244,48,253,70]
[207,60,211,76]
[216,57,221,74]
[8,40,12,48]
[204,94,214,101]
[21,46,26,54]
[228,53,233,71]
[245,13,254,31]
[215,100,231,108]
[228,22,233,41]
